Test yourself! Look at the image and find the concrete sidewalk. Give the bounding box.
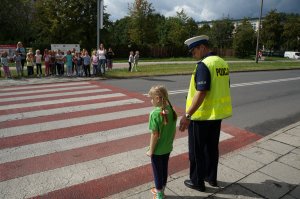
[107,121,300,199]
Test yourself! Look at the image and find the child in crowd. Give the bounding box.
[14,51,22,77]
[132,50,139,72]
[44,49,50,76]
[75,52,83,77]
[49,50,56,76]
[91,50,98,76]
[146,85,177,199]
[65,50,73,77]
[128,51,134,72]
[35,49,43,77]
[106,47,114,70]
[83,51,91,77]
[26,50,34,77]
[1,52,12,78]
[55,50,64,76]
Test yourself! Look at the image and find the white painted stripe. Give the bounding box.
[0,99,144,122]
[0,89,111,102]
[0,85,98,97]
[0,107,153,138]
[144,77,300,95]
[0,119,191,163]
[0,123,149,163]
[0,81,91,92]
[230,76,300,87]
[0,93,125,111]
[0,133,232,199]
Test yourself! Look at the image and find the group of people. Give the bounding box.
[0,42,116,78]
[128,50,139,72]
[147,35,232,199]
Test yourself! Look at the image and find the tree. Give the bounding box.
[261,10,284,51]
[198,24,211,35]
[128,0,156,45]
[33,0,112,51]
[164,9,198,47]
[0,0,33,44]
[210,18,234,49]
[233,19,256,57]
[282,15,300,51]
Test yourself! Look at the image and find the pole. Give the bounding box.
[255,0,263,63]
[97,0,100,50]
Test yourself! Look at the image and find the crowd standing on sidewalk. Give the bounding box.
[0,41,141,79]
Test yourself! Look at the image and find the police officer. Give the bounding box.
[179,35,232,192]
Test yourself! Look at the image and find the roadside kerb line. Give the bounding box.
[144,77,300,95]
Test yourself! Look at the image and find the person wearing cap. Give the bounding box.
[179,35,232,192]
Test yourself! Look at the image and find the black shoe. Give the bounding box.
[205,179,218,187]
[184,180,206,192]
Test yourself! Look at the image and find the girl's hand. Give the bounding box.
[146,150,152,157]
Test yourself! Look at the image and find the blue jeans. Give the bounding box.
[98,59,106,75]
[151,153,170,190]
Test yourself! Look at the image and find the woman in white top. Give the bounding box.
[97,43,106,75]
[35,49,43,77]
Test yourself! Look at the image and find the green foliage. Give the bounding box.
[210,18,234,49]
[261,10,284,51]
[2,1,300,58]
[233,19,256,57]
[0,0,33,44]
[282,16,300,51]
[128,0,155,45]
[198,24,211,35]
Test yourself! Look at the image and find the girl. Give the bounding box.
[147,85,177,199]
[14,51,22,77]
[1,52,12,78]
[132,50,139,72]
[75,52,83,77]
[82,51,91,77]
[44,49,50,76]
[106,47,114,70]
[91,50,98,76]
[65,50,73,76]
[35,49,43,77]
[128,51,134,72]
[26,51,34,77]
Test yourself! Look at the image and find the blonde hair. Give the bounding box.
[148,85,177,125]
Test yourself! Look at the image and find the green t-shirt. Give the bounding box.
[149,105,177,155]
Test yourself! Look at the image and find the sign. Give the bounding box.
[0,45,17,57]
[51,44,80,54]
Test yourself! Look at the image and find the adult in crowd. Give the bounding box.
[97,43,106,75]
[16,41,26,76]
[179,35,232,192]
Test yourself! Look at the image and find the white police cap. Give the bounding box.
[184,35,209,50]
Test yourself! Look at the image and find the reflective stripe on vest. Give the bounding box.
[186,56,232,120]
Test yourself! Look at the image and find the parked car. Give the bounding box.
[284,51,300,59]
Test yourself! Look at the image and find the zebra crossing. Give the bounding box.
[0,81,259,199]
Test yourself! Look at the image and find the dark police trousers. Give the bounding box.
[188,119,221,185]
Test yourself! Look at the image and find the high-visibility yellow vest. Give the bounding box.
[186,55,232,120]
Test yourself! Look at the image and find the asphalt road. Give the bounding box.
[103,69,300,136]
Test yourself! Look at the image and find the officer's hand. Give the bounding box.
[179,116,190,132]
